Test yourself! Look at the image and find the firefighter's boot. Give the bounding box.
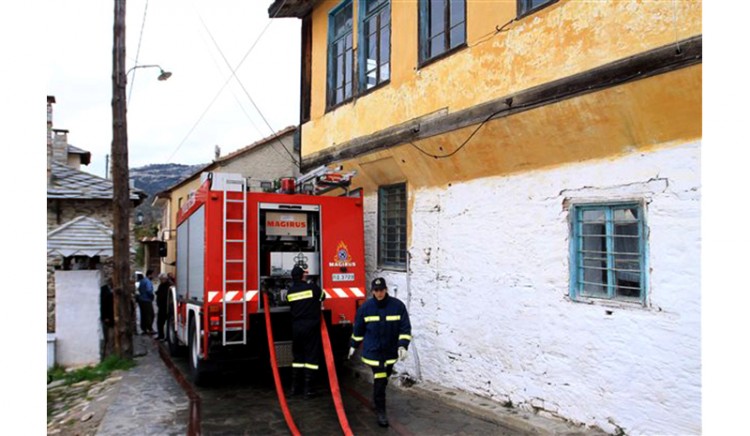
[289,368,302,396]
[303,369,316,399]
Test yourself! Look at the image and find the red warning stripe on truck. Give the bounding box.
[206,287,364,303]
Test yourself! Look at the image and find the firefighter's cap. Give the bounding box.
[291,265,305,279]
[371,277,387,290]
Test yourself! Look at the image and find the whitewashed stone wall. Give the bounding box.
[55,270,103,367]
[364,142,701,435]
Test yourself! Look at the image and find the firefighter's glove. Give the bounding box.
[398,346,408,362]
[348,347,356,360]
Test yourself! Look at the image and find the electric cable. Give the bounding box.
[194,9,298,167]
[166,0,289,164]
[127,0,150,107]
[408,67,661,160]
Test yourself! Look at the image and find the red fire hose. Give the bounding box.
[320,313,354,436]
[262,292,301,436]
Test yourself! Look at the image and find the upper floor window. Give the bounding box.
[570,203,647,304]
[517,0,556,17]
[378,183,407,269]
[359,0,391,91]
[327,0,354,108]
[418,0,466,65]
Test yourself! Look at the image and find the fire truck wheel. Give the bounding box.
[166,310,182,357]
[188,321,208,385]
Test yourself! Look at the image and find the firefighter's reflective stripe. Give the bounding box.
[361,357,398,367]
[374,372,388,379]
[292,362,320,370]
[364,316,380,323]
[399,334,412,341]
[351,334,364,342]
[287,290,314,302]
[386,315,401,321]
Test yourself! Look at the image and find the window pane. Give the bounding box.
[430,34,446,58]
[334,4,353,37]
[613,206,641,298]
[449,0,465,27]
[449,23,465,47]
[380,62,390,82]
[430,0,446,38]
[380,23,390,63]
[379,183,407,267]
[380,7,390,26]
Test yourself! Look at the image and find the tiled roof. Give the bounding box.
[155,125,297,196]
[48,162,145,202]
[67,144,88,155]
[47,216,134,257]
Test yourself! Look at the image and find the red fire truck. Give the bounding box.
[165,168,366,384]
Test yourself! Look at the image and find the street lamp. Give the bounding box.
[136,211,144,226]
[126,64,173,81]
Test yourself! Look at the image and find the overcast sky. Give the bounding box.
[46,0,300,178]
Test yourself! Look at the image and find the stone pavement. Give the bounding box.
[95,335,606,435]
[96,335,189,435]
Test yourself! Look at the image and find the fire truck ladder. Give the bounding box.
[222,176,248,346]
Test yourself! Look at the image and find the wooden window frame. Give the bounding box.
[569,202,648,306]
[516,0,559,20]
[418,0,467,68]
[327,0,355,111]
[358,0,391,94]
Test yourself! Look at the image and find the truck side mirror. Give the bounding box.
[158,241,168,258]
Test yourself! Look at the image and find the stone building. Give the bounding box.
[46,96,146,334]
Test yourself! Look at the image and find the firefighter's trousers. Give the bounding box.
[370,364,394,413]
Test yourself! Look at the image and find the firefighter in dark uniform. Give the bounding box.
[349,277,412,427]
[286,265,325,398]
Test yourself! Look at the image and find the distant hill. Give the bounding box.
[130,163,207,197]
[131,163,207,229]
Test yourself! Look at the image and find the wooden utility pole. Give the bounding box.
[111,0,134,358]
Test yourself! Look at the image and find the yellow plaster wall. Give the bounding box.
[304,0,701,157]
[339,64,701,194]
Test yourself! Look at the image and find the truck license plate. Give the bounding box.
[332,273,354,282]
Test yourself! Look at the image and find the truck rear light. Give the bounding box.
[209,315,222,331]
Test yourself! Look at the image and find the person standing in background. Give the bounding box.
[155,273,171,341]
[137,269,155,335]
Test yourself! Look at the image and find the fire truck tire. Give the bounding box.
[166,309,183,357]
[188,321,208,385]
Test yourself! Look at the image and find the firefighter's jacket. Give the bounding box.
[350,294,412,367]
[286,280,325,322]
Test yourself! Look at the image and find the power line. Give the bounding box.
[194,6,298,166]
[166,0,290,164]
[127,0,150,107]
